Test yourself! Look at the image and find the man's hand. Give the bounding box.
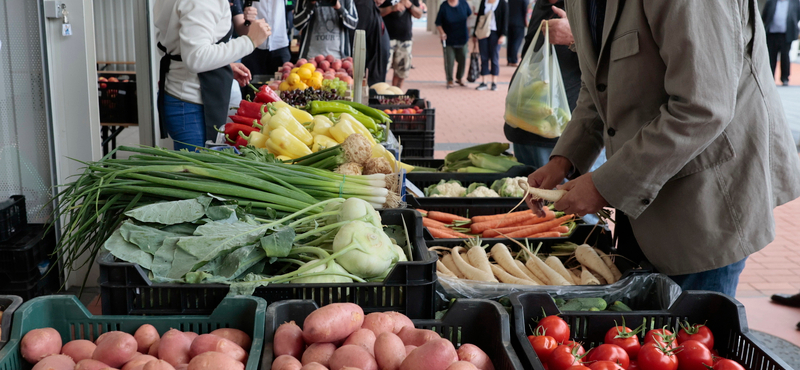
[498,35,506,45]
[334,0,342,10]
[553,173,609,215]
[525,156,572,215]
[395,2,407,11]
[546,6,573,46]
[440,32,447,41]
[231,63,252,87]
[243,5,258,23]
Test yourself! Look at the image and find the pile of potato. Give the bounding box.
[19,324,252,370]
[272,303,494,370]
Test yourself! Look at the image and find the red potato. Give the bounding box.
[148,339,160,357]
[134,325,160,353]
[328,345,378,370]
[93,331,139,368]
[33,354,75,370]
[187,351,244,370]
[344,329,376,355]
[326,55,335,63]
[273,354,303,370]
[404,346,416,356]
[75,359,113,370]
[21,327,63,364]
[61,339,96,362]
[300,363,328,370]
[361,313,395,337]
[174,366,188,370]
[301,342,337,367]
[209,328,252,350]
[374,332,406,370]
[143,359,177,370]
[183,332,198,341]
[158,329,192,367]
[303,303,365,344]
[122,355,158,370]
[447,361,479,370]
[274,321,305,359]
[456,344,494,370]
[384,312,414,334]
[397,327,439,347]
[400,339,458,370]
[188,334,247,363]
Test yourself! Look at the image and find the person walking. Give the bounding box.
[435,0,473,88]
[294,0,358,59]
[241,0,292,76]
[382,0,424,88]
[505,0,529,66]
[354,0,391,86]
[473,0,508,91]
[762,0,800,85]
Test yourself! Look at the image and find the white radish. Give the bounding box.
[515,260,546,285]
[575,244,615,283]
[491,264,538,285]
[442,254,465,279]
[580,267,601,285]
[594,248,623,282]
[522,182,567,202]
[451,247,497,282]
[491,244,536,282]
[544,256,575,286]
[437,260,457,278]
[528,257,571,286]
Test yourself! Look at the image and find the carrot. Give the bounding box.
[524,231,562,238]
[471,210,533,223]
[426,211,470,224]
[503,215,574,238]
[416,209,428,214]
[551,225,570,234]
[481,212,557,237]
[427,227,474,239]
[422,217,450,229]
[470,213,546,234]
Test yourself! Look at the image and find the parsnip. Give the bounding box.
[452,247,498,282]
[467,245,493,277]
[437,260,457,277]
[594,248,623,282]
[528,257,572,285]
[524,257,552,285]
[571,269,582,285]
[591,270,608,284]
[575,244,615,283]
[491,264,538,285]
[491,243,536,282]
[442,254,465,279]
[580,267,601,285]
[515,260,546,285]
[545,256,575,286]
[523,183,567,202]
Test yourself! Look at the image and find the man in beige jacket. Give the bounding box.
[528,0,800,295]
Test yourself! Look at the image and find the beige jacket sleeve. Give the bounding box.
[550,81,604,177]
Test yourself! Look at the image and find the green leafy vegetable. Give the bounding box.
[104,229,154,269]
[261,227,296,258]
[124,197,211,225]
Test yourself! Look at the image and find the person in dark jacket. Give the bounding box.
[435,0,473,87]
[762,0,800,85]
[473,0,507,91]
[506,0,529,66]
[354,0,391,86]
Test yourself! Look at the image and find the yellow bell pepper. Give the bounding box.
[330,113,378,146]
[276,155,293,162]
[273,101,314,124]
[312,134,340,152]
[266,126,313,158]
[240,131,269,149]
[310,115,334,137]
[268,107,314,146]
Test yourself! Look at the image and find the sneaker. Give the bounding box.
[475,83,488,91]
[456,79,465,86]
[491,83,498,91]
[782,80,790,86]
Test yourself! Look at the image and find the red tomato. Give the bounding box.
[537,315,571,344]
[675,340,713,370]
[629,361,640,370]
[605,325,642,359]
[589,361,626,370]
[549,349,583,370]
[638,343,678,370]
[567,366,592,370]
[676,323,714,350]
[587,344,631,369]
[712,359,745,370]
[529,335,559,363]
[644,328,677,348]
[552,341,587,358]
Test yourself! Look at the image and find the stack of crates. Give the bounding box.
[369,89,436,159]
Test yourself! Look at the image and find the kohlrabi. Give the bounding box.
[290,259,355,283]
[332,220,398,279]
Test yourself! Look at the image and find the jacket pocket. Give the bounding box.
[669,131,736,181]
[610,30,639,61]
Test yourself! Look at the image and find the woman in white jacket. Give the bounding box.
[154,0,271,150]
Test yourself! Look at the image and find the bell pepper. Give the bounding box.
[229,115,262,127]
[330,113,377,146]
[217,123,261,143]
[312,134,340,152]
[266,126,313,158]
[272,101,314,124]
[249,84,282,104]
[268,107,314,146]
[307,101,379,134]
[234,135,249,148]
[276,155,293,162]
[239,130,269,148]
[310,115,334,137]
[237,100,266,119]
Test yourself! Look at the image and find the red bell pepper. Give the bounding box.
[251,84,282,104]
[237,100,266,119]
[229,115,261,127]
[234,135,248,148]
[217,123,261,144]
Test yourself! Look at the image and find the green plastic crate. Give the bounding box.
[0,295,267,370]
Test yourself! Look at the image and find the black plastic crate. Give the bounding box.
[98,81,138,124]
[0,269,61,301]
[261,299,525,370]
[369,88,421,104]
[406,195,532,217]
[0,196,26,243]
[0,296,22,351]
[0,225,56,277]
[395,130,435,159]
[99,210,438,318]
[405,164,535,190]
[375,100,435,131]
[510,291,792,370]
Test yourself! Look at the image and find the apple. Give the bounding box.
[122,79,129,83]
[335,71,349,79]
[314,55,325,63]
[283,61,294,67]
[341,76,353,84]
[323,74,335,80]
[108,77,119,82]
[341,60,353,70]
[331,60,342,70]
[326,54,335,63]
[309,60,318,68]
[99,83,107,89]
[319,60,330,70]
[98,77,108,82]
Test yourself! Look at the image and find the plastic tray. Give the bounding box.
[394,130,435,159]
[510,291,792,370]
[0,196,26,243]
[261,299,525,370]
[375,100,435,131]
[369,88,421,104]
[0,295,266,370]
[0,225,56,280]
[0,296,22,352]
[405,164,535,190]
[98,81,138,124]
[99,209,438,318]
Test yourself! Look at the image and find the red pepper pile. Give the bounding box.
[221,85,282,147]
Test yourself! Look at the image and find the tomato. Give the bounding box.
[566,366,592,370]
[712,359,745,370]
[538,315,571,344]
[552,341,586,358]
[549,343,585,370]
[675,340,713,370]
[589,361,626,370]
[604,325,642,359]
[644,328,677,348]
[638,342,678,370]
[529,335,559,363]
[587,344,630,369]
[629,361,640,370]
[676,322,714,350]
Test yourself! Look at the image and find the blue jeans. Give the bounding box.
[513,142,554,168]
[669,257,747,297]
[161,93,205,151]
[478,31,501,76]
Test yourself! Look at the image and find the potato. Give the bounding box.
[456,344,494,370]
[143,359,177,370]
[384,312,414,334]
[400,339,458,370]
[21,327,63,363]
[397,327,439,347]
[33,354,75,370]
[74,358,112,370]
[361,313,395,337]
[300,363,329,370]
[158,329,192,367]
[188,334,247,363]
[61,339,96,362]
[343,329,376,355]
[122,355,158,370]
[93,331,138,368]
[404,346,416,356]
[303,303,364,344]
[134,325,160,354]
[301,342,337,367]
[148,339,160,357]
[374,332,406,370]
[187,351,244,370]
[328,344,378,370]
[446,361,479,370]
[174,365,188,370]
[274,321,305,359]
[209,328,251,350]
[183,332,199,341]
[273,354,303,370]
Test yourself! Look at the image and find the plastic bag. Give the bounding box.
[467,52,480,83]
[504,22,571,138]
[436,273,682,311]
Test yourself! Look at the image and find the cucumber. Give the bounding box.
[606,301,633,312]
[559,298,608,311]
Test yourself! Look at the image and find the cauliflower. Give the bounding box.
[465,186,500,198]
[491,177,528,197]
[425,180,466,197]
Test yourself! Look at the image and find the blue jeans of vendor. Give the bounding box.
[160,93,206,151]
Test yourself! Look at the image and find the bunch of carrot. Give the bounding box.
[418,208,576,239]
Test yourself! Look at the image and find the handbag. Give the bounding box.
[474,6,493,40]
[467,51,480,82]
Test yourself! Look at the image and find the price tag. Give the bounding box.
[62,24,72,36]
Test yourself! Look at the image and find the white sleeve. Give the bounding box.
[176,1,255,74]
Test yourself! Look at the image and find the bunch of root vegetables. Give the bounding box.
[419,208,576,239]
[431,241,623,286]
[271,303,495,370]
